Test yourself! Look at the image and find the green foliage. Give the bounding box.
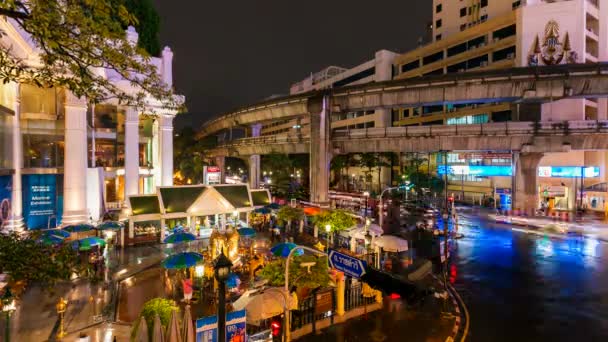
[400,154,444,195]
[174,128,215,184]
[123,0,161,56]
[313,209,356,233]
[0,0,182,110]
[262,152,307,198]
[259,255,330,289]
[276,206,304,224]
[139,298,179,336]
[0,232,85,288]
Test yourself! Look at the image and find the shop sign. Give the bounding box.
[538,166,600,178]
[458,152,512,160]
[0,176,11,229]
[196,310,246,342]
[495,188,511,195]
[541,186,566,197]
[204,166,221,185]
[22,174,62,229]
[196,314,217,342]
[315,290,334,315]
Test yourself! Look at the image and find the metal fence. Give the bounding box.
[345,282,375,312]
[291,289,336,331]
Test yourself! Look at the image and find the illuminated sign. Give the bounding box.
[437,165,513,176]
[538,166,599,178]
[204,166,221,185]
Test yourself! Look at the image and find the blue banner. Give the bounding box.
[437,165,513,177]
[22,174,61,229]
[226,310,247,342]
[0,176,12,230]
[196,315,218,342]
[538,166,600,178]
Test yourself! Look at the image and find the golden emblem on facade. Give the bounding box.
[528,20,577,66]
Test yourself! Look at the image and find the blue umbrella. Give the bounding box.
[226,273,240,288]
[96,221,123,231]
[161,252,204,269]
[63,223,95,233]
[266,203,281,210]
[237,228,256,237]
[254,207,271,214]
[173,226,185,234]
[75,236,106,251]
[270,242,302,258]
[42,229,70,239]
[163,232,197,244]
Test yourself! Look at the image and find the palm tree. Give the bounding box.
[331,155,349,190]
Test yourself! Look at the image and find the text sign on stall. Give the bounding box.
[328,249,367,278]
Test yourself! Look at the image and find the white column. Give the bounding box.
[6,83,23,231]
[62,91,89,224]
[124,107,140,198]
[159,115,174,186]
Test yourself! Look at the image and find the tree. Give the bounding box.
[259,255,330,289]
[330,155,348,190]
[0,1,181,110]
[123,0,160,56]
[276,206,304,232]
[357,153,389,193]
[262,152,298,198]
[0,232,86,289]
[226,157,247,178]
[399,153,444,197]
[139,298,179,337]
[173,128,214,184]
[313,209,356,233]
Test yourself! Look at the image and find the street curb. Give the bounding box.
[431,275,466,342]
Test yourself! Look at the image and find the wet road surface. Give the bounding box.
[453,213,608,341]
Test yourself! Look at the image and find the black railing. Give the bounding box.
[345,283,375,312]
[291,288,336,331]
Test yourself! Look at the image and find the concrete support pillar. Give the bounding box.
[129,220,134,239]
[159,115,174,186]
[160,218,166,242]
[512,152,544,212]
[313,225,318,238]
[350,236,357,253]
[215,156,226,184]
[62,91,89,225]
[6,83,23,231]
[125,108,140,198]
[309,96,331,206]
[249,155,260,189]
[335,271,345,316]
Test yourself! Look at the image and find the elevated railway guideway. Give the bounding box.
[201,63,608,210]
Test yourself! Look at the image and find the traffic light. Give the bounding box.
[271,317,283,342]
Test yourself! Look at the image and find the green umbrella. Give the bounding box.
[76,236,106,251]
[38,234,65,246]
[161,252,204,269]
[63,223,95,233]
[96,221,123,231]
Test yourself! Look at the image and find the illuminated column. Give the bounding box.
[512,152,544,212]
[6,83,23,231]
[124,107,140,197]
[249,124,262,189]
[159,115,174,186]
[309,95,331,206]
[335,271,345,316]
[62,91,89,224]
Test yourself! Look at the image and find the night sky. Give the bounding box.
[153,0,432,129]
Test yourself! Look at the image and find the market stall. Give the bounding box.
[125,194,162,246]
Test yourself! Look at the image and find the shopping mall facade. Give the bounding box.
[0,22,181,231]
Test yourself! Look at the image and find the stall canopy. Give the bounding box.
[213,184,252,210]
[250,189,272,208]
[159,186,206,214]
[129,195,161,216]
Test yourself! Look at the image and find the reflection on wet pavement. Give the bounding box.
[453,214,608,341]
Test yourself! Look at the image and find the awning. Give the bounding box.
[128,195,161,216]
[213,184,253,209]
[250,189,272,207]
[159,186,206,213]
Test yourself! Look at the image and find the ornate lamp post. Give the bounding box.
[55,297,68,339]
[2,287,16,342]
[362,191,370,218]
[213,250,233,342]
[325,224,331,250]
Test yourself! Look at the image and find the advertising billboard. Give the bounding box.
[22,174,62,229]
[537,166,600,178]
[204,166,222,185]
[437,165,513,177]
[0,175,11,230]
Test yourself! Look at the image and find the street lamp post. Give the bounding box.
[55,297,68,339]
[284,245,327,342]
[214,250,233,342]
[363,191,370,219]
[325,224,331,250]
[2,288,16,342]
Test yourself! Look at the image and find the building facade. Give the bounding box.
[0,21,181,231]
[388,0,608,210]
